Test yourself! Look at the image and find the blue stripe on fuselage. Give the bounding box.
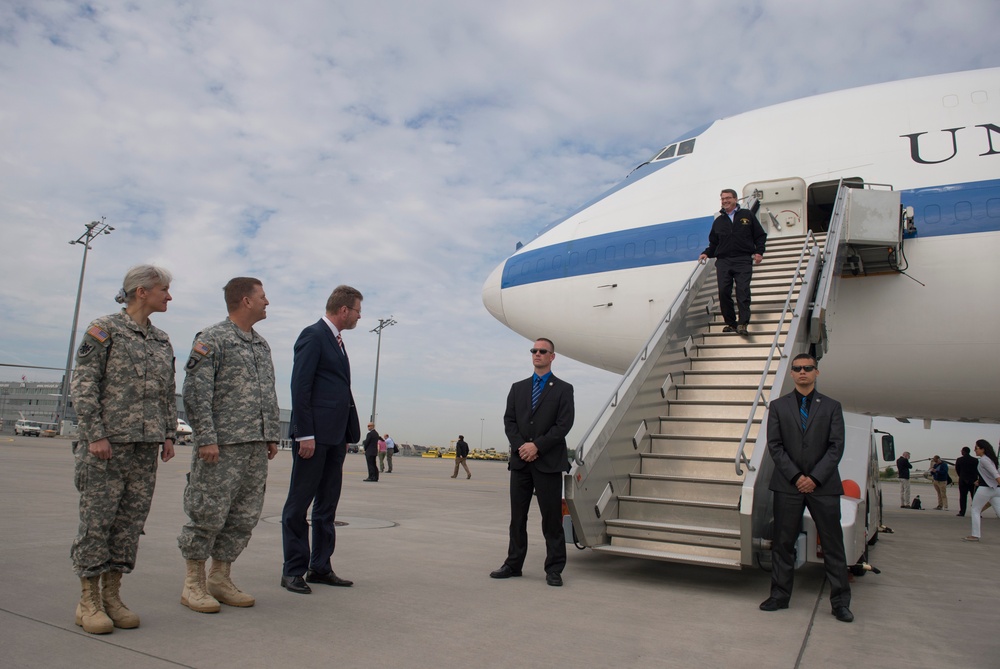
[500,178,1000,289]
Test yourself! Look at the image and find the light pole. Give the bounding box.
[369,317,397,424]
[58,218,114,433]
[480,418,485,450]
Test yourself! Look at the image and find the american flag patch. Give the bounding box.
[193,341,210,356]
[86,325,110,343]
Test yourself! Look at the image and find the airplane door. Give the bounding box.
[744,177,807,239]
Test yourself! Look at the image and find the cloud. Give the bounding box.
[1,0,997,447]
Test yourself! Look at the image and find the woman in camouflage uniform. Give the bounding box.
[70,265,177,634]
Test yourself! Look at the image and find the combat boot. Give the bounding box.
[207,559,255,607]
[181,559,221,613]
[101,571,140,628]
[75,575,113,634]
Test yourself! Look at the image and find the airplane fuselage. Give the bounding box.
[483,68,1000,422]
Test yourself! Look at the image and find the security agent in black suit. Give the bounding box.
[362,423,380,482]
[490,338,575,587]
[760,352,853,623]
[280,286,363,594]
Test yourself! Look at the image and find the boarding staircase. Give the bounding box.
[564,180,903,569]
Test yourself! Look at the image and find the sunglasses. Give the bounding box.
[791,365,816,372]
[529,348,551,355]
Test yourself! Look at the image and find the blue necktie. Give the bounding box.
[800,396,808,431]
[532,377,542,410]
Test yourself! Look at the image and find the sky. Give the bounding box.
[1,0,998,459]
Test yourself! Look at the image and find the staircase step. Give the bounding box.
[679,370,776,386]
[664,400,767,419]
[629,474,742,502]
[672,384,770,403]
[641,452,748,477]
[606,518,740,539]
[617,495,741,529]
[591,544,742,570]
[657,416,761,438]
[689,357,779,372]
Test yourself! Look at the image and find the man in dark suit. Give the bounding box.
[280,285,363,594]
[954,446,979,516]
[362,422,380,482]
[760,352,853,622]
[490,338,574,587]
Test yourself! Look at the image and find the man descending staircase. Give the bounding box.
[591,233,825,568]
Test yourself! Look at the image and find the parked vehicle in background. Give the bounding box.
[15,420,42,437]
[176,418,193,444]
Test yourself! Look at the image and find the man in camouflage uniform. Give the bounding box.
[178,277,280,612]
[71,265,177,634]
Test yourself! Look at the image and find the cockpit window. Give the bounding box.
[651,138,696,162]
[652,144,676,161]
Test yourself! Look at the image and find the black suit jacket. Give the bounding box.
[767,390,845,496]
[289,319,360,446]
[504,373,574,474]
[362,428,380,455]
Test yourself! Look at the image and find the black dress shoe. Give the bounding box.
[759,597,789,611]
[305,570,353,587]
[280,575,312,594]
[832,606,854,623]
[545,572,563,587]
[489,565,522,579]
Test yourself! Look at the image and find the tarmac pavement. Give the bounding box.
[0,435,994,668]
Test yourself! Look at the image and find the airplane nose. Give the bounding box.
[481,261,507,326]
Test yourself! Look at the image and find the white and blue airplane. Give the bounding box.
[483,67,999,425]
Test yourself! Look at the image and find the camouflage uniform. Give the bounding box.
[71,310,177,577]
[178,319,280,561]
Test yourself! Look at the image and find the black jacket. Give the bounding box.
[767,391,845,496]
[703,207,767,259]
[363,428,380,455]
[955,454,979,484]
[504,373,575,474]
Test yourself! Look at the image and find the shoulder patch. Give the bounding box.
[77,341,96,358]
[186,340,211,371]
[86,325,110,343]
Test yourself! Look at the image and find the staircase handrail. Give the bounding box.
[574,257,711,465]
[808,179,853,348]
[734,233,821,475]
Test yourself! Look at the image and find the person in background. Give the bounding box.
[954,446,979,517]
[963,440,1000,542]
[452,434,471,479]
[930,455,949,510]
[897,451,913,508]
[70,265,177,634]
[377,435,387,473]
[363,422,380,482]
[384,434,396,473]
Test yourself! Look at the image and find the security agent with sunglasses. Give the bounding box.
[491,338,575,586]
[760,353,854,623]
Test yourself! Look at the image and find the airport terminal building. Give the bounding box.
[0,380,291,439]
